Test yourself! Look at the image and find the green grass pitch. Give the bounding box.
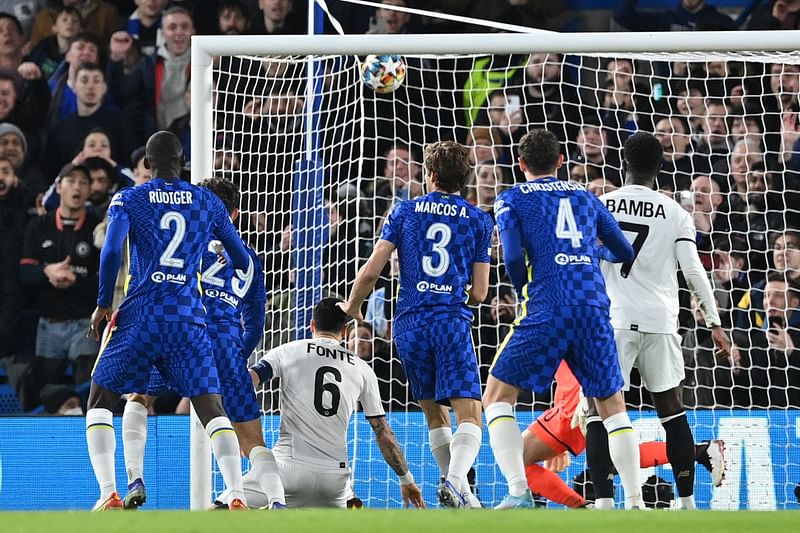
[1,510,797,533]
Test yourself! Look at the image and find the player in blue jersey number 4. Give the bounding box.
[340,141,494,508]
[482,129,646,510]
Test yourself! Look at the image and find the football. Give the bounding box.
[361,54,406,94]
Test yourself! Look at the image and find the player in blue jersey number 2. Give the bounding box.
[85,132,250,510]
[483,129,645,509]
[340,141,494,508]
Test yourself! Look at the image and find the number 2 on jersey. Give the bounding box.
[555,198,583,248]
[159,211,186,268]
[618,221,650,278]
[422,222,452,277]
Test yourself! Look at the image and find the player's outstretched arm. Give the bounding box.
[595,198,635,262]
[241,252,267,357]
[367,416,425,508]
[339,239,395,321]
[497,225,527,297]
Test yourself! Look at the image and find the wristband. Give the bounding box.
[399,471,415,486]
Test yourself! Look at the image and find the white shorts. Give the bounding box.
[222,458,350,508]
[615,329,684,394]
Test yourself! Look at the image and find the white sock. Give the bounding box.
[679,495,696,510]
[595,497,615,510]
[249,446,285,506]
[86,408,116,499]
[206,416,245,503]
[122,400,148,485]
[603,412,643,508]
[447,422,481,494]
[485,402,527,497]
[428,426,452,478]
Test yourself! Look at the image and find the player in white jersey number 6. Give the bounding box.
[586,131,739,510]
[217,298,425,509]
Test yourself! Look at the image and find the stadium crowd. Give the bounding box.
[0,0,798,414]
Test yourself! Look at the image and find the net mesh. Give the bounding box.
[206,48,800,509]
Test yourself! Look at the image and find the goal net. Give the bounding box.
[193,31,800,510]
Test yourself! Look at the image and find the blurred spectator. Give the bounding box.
[19,163,100,399]
[746,0,800,30]
[673,80,707,138]
[154,6,192,130]
[0,122,48,197]
[654,115,709,193]
[737,274,800,408]
[768,63,799,114]
[346,320,410,410]
[126,0,166,56]
[587,176,618,197]
[107,30,156,144]
[511,53,580,149]
[466,160,510,213]
[30,0,122,47]
[46,62,135,176]
[367,0,418,34]
[217,0,250,35]
[252,0,304,35]
[465,126,504,165]
[372,144,422,221]
[720,138,763,198]
[25,6,82,79]
[46,32,101,123]
[40,383,83,414]
[614,0,735,32]
[682,293,735,407]
[711,237,750,321]
[687,174,728,269]
[0,69,50,159]
[735,230,800,330]
[698,98,731,167]
[128,144,148,184]
[568,121,621,186]
[0,13,26,71]
[347,321,376,362]
[474,89,523,149]
[323,197,358,298]
[0,1,45,40]
[365,249,399,340]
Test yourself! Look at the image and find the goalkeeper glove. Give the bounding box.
[570,390,589,436]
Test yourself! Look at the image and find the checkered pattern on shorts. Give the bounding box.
[207,322,260,423]
[92,320,220,397]
[490,305,624,398]
[393,317,481,403]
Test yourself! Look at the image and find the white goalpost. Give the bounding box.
[190,28,800,510]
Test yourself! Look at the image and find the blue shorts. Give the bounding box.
[490,306,624,399]
[144,323,260,423]
[92,318,220,398]
[393,316,481,404]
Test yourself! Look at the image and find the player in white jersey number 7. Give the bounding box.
[587,131,739,510]
[217,298,425,509]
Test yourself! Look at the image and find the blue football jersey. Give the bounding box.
[108,178,241,324]
[201,240,266,333]
[380,191,494,331]
[494,177,620,325]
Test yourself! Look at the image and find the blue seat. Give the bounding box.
[0,384,21,414]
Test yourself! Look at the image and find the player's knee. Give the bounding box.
[191,394,226,426]
[128,393,155,408]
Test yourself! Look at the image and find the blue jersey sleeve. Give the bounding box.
[241,250,266,358]
[98,191,130,307]
[209,192,249,271]
[474,212,493,264]
[495,194,527,297]
[379,202,403,245]
[594,195,634,262]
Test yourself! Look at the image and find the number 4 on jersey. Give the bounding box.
[555,198,583,248]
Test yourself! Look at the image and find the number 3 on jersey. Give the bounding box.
[555,198,583,248]
[422,222,452,277]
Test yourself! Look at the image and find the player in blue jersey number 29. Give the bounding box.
[340,141,494,508]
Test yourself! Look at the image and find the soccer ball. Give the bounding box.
[361,54,406,94]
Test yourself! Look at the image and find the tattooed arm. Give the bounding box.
[368,416,425,508]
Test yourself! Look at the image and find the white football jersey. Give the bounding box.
[600,185,696,334]
[262,337,385,470]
